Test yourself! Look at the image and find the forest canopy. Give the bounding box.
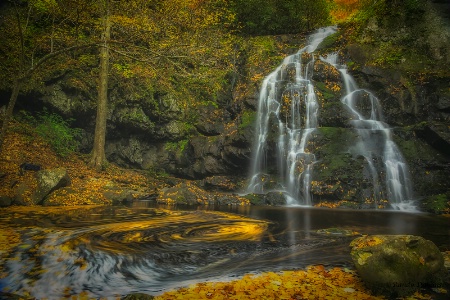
[0,0,431,162]
[0,0,368,96]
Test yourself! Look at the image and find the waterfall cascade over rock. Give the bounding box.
[247,27,416,210]
[247,26,337,205]
[322,53,415,210]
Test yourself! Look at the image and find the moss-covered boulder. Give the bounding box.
[244,191,287,205]
[350,235,446,297]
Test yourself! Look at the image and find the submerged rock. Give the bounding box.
[316,228,359,236]
[349,235,446,297]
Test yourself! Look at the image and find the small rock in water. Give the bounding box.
[316,227,359,236]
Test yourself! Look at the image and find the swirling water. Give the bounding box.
[0,204,448,299]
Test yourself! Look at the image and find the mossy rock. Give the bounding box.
[312,127,367,203]
[244,193,265,205]
[350,235,446,298]
[244,192,287,206]
[316,32,342,52]
[421,194,450,214]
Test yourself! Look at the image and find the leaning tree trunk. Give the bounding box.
[0,79,21,155]
[89,1,111,171]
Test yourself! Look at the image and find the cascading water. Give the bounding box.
[247,26,337,205]
[247,25,415,210]
[321,53,416,211]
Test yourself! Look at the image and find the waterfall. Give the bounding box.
[246,25,416,211]
[321,54,416,211]
[247,26,337,205]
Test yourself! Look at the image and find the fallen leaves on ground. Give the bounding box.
[350,235,384,249]
[0,120,155,206]
[156,265,386,300]
[444,251,450,269]
[155,265,439,300]
[0,120,252,207]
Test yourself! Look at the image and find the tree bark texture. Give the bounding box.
[0,80,21,154]
[90,0,111,170]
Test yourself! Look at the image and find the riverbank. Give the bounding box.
[1,120,449,214]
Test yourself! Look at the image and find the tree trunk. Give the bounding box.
[90,0,111,171]
[0,79,21,155]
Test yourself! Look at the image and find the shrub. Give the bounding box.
[35,110,82,157]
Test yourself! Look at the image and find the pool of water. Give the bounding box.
[0,203,448,298]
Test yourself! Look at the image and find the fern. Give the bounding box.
[35,109,82,157]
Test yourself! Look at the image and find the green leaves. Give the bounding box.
[35,110,83,157]
[30,0,58,13]
[231,0,331,35]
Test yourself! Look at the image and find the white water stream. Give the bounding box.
[321,53,416,211]
[247,26,337,205]
[247,27,416,210]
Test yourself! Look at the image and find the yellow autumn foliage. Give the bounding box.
[156,266,385,300]
[0,121,155,206]
[350,236,384,249]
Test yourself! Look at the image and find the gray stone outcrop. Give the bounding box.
[32,168,71,205]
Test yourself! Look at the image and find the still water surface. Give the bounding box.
[0,203,448,298]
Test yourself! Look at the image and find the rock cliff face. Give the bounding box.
[335,0,450,210]
[335,64,450,209]
[33,73,256,181]
[6,2,449,211]
[311,44,449,206]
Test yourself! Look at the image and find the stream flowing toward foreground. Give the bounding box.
[0,203,448,299]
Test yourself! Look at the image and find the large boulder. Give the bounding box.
[245,192,288,205]
[156,181,250,206]
[157,181,214,205]
[32,168,71,205]
[14,182,32,205]
[349,235,446,297]
[110,105,155,134]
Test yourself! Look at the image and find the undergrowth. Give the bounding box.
[18,109,82,157]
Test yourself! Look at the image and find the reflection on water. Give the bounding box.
[0,203,448,298]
